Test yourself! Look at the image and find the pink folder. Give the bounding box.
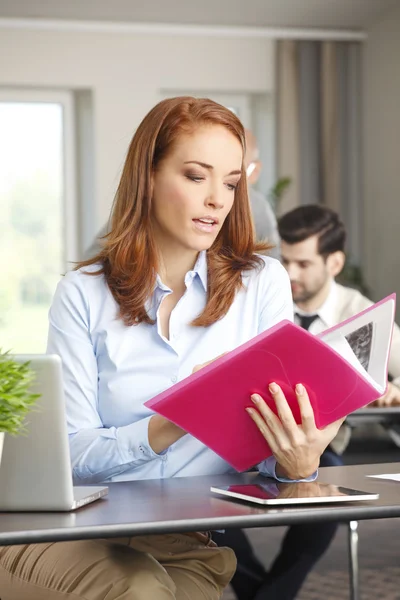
[145,295,395,472]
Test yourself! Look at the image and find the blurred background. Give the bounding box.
[0,0,399,353]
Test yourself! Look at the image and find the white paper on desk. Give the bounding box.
[367,473,400,482]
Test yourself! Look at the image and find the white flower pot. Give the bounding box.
[0,432,4,463]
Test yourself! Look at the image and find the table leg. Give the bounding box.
[348,520,359,600]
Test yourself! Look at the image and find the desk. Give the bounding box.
[347,407,400,426]
[0,462,399,547]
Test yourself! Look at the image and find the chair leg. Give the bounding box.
[348,520,360,600]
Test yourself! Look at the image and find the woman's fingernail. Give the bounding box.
[246,407,254,415]
[296,383,304,395]
[251,394,260,404]
[269,382,279,394]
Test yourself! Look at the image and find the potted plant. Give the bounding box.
[268,176,292,212]
[0,350,39,461]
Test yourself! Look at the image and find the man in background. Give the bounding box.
[278,204,400,452]
[84,128,280,259]
[278,204,400,404]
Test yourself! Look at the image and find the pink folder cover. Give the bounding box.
[145,295,395,472]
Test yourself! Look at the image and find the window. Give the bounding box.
[0,90,77,353]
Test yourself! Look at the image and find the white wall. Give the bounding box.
[0,26,274,249]
[363,5,400,301]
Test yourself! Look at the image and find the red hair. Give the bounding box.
[76,96,271,326]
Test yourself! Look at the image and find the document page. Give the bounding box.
[319,296,395,392]
[321,331,380,391]
[344,322,374,372]
[367,473,400,482]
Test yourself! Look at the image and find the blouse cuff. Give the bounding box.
[258,455,318,482]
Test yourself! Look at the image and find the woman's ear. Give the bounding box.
[327,251,346,278]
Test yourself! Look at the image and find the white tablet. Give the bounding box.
[210,481,379,505]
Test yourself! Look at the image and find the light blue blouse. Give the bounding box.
[47,251,309,484]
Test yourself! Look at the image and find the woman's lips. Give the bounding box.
[192,219,217,233]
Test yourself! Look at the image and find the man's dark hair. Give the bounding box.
[277,204,346,257]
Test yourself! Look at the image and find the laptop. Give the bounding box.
[0,354,108,511]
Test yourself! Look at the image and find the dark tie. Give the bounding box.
[296,313,319,331]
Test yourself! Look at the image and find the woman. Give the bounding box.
[0,97,343,600]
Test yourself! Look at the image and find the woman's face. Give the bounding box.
[151,124,243,255]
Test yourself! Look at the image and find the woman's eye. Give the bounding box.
[185,174,204,183]
[226,183,238,191]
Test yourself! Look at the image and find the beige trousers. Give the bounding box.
[0,532,236,600]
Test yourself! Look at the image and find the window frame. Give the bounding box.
[0,88,78,266]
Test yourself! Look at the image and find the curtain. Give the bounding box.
[276,40,362,265]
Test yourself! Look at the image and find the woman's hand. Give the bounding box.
[148,415,187,454]
[246,382,345,480]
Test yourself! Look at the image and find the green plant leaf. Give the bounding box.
[0,349,40,435]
